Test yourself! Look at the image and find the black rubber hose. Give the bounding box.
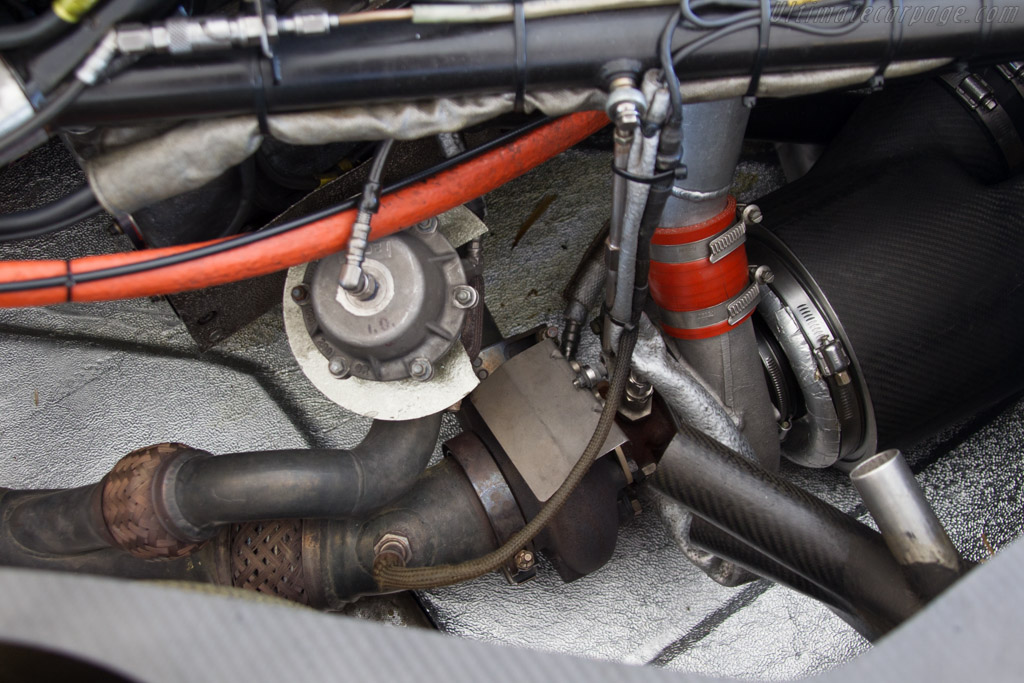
[0,186,99,235]
[655,422,924,634]
[560,222,608,359]
[0,204,104,242]
[174,413,443,537]
[27,0,174,95]
[0,79,85,168]
[0,11,66,50]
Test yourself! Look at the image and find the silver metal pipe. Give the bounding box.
[660,97,750,227]
[631,316,757,463]
[851,449,963,595]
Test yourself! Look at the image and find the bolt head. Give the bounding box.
[415,217,438,234]
[514,549,535,571]
[374,533,412,564]
[614,101,640,130]
[476,369,489,380]
[328,358,349,378]
[409,358,433,381]
[290,285,309,303]
[752,265,775,285]
[742,204,764,225]
[452,285,479,309]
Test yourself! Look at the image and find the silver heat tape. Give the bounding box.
[85,59,949,215]
[632,315,760,586]
[86,89,606,215]
[609,74,669,324]
[631,315,756,462]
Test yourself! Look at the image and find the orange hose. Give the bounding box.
[0,111,609,308]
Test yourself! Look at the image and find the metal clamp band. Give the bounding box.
[709,222,747,263]
[446,432,535,584]
[661,282,760,330]
[726,282,761,324]
[650,221,746,265]
[940,71,1024,170]
[996,61,1024,102]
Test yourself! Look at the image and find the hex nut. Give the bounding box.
[409,358,433,381]
[751,265,775,285]
[374,533,412,565]
[328,357,349,378]
[452,285,479,309]
[742,204,764,225]
[514,549,535,571]
[415,217,438,233]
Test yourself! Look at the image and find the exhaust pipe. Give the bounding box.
[850,449,964,598]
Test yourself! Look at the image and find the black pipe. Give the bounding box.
[311,457,499,606]
[0,455,497,608]
[173,413,442,538]
[0,415,441,557]
[0,486,225,582]
[2,486,110,556]
[687,517,878,639]
[655,423,924,634]
[58,3,1024,127]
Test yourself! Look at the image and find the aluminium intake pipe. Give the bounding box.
[850,448,965,598]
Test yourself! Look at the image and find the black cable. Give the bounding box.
[368,139,393,186]
[358,138,394,216]
[0,11,66,50]
[512,0,527,113]
[0,117,553,293]
[0,185,98,234]
[0,203,103,243]
[0,79,85,168]
[660,9,684,127]
[221,157,257,237]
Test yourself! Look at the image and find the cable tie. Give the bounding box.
[872,0,904,90]
[745,0,772,106]
[64,259,75,302]
[513,0,527,114]
[611,162,676,185]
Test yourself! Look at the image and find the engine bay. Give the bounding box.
[0,0,1022,678]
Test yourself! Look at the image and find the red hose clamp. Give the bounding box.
[649,196,760,340]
